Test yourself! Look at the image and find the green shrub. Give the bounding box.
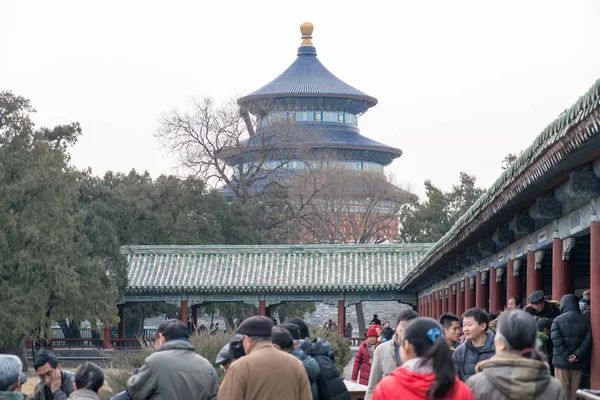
[310,327,352,375]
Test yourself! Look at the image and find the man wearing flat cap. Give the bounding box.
[217,316,311,400]
[0,354,29,399]
[524,290,561,321]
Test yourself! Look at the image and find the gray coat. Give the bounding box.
[467,353,565,400]
[68,389,99,400]
[453,330,496,381]
[127,339,218,400]
[365,335,401,400]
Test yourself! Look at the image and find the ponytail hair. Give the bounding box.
[403,317,455,399]
[497,309,547,362]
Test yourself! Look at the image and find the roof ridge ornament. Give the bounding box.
[300,22,314,47]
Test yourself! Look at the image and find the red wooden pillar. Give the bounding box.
[117,304,125,339]
[442,288,448,315]
[180,300,188,325]
[476,271,489,311]
[448,285,456,315]
[465,277,475,310]
[337,300,346,336]
[489,267,504,314]
[552,236,573,301]
[438,290,443,317]
[103,325,111,349]
[590,217,600,390]
[507,259,521,303]
[259,299,266,316]
[526,250,543,298]
[191,305,198,333]
[456,281,465,317]
[427,294,432,318]
[433,292,438,319]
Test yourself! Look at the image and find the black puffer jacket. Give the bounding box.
[453,330,496,381]
[308,339,350,400]
[551,294,592,370]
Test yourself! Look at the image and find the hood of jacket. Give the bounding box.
[159,338,195,352]
[308,338,333,356]
[476,353,552,398]
[560,294,580,313]
[0,392,27,400]
[387,366,436,397]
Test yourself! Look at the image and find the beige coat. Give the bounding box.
[365,335,401,400]
[466,352,566,400]
[217,340,312,400]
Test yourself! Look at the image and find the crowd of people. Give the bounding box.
[0,290,594,400]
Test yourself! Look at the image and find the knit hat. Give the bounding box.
[528,290,545,304]
[238,316,273,337]
[366,326,379,338]
[279,323,301,340]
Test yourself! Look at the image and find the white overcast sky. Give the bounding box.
[4,0,600,197]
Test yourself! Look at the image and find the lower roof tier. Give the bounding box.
[218,124,402,166]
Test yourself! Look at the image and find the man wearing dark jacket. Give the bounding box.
[524,290,561,321]
[127,319,218,399]
[273,325,320,400]
[308,339,351,400]
[33,350,75,400]
[551,294,592,400]
[453,308,495,381]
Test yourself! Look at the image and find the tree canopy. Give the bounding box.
[398,172,485,243]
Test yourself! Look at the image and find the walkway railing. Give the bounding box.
[578,390,600,400]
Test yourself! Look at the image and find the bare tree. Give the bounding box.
[156,97,298,204]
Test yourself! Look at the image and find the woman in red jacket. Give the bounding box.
[372,318,474,400]
[351,326,379,385]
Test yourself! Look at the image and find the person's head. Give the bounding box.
[366,326,379,345]
[583,290,590,301]
[536,317,551,335]
[237,316,273,353]
[34,350,60,387]
[401,318,456,398]
[506,296,521,310]
[74,362,104,393]
[155,319,189,348]
[278,323,301,348]
[495,309,546,361]
[439,313,461,344]
[461,308,489,341]
[0,355,25,392]
[395,309,419,342]
[527,291,546,312]
[287,318,310,339]
[383,321,390,328]
[272,327,294,352]
[373,314,378,319]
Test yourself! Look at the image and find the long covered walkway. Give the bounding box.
[402,78,600,389]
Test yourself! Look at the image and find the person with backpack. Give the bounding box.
[308,338,351,400]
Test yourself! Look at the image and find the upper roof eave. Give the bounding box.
[400,78,600,289]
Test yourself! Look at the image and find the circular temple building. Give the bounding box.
[219,23,415,243]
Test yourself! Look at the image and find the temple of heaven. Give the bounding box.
[219,23,415,242]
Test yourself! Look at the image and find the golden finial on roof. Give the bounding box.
[300,22,314,47]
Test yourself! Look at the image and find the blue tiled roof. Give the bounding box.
[238,46,377,114]
[220,124,402,166]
